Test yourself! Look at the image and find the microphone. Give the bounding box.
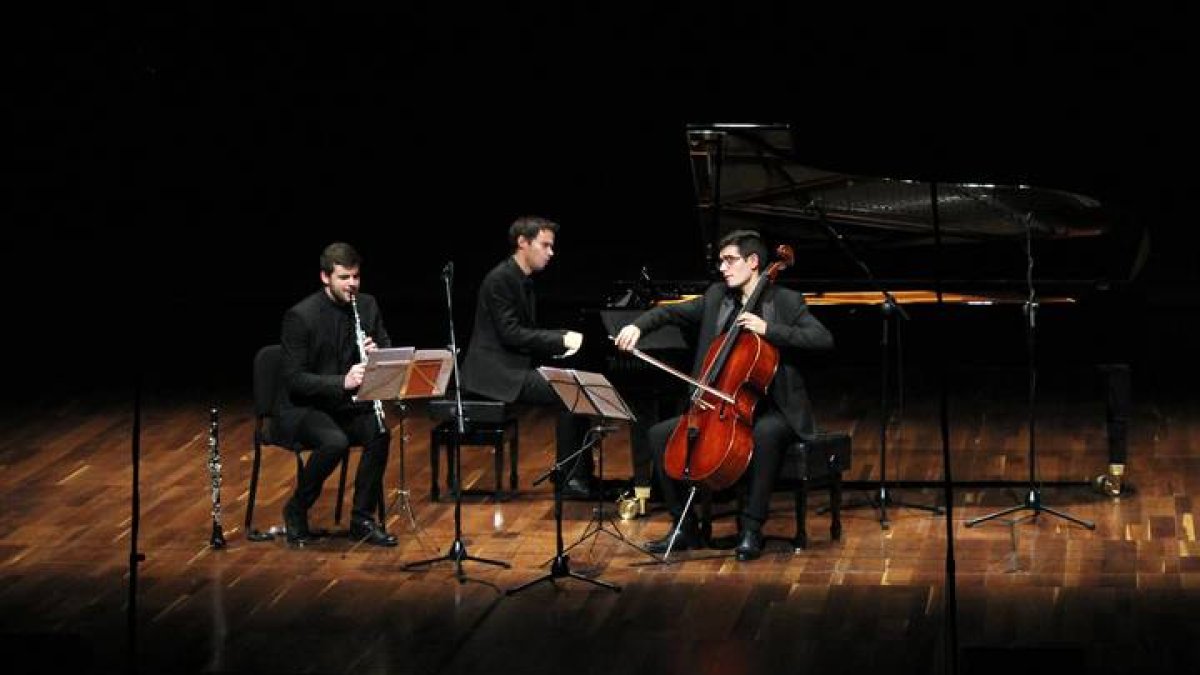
[441,261,454,279]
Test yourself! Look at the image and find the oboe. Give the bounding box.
[207,406,227,549]
[351,294,387,434]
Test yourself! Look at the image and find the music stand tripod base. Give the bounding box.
[504,444,619,590]
[555,425,658,564]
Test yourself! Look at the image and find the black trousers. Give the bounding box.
[648,405,794,532]
[289,406,389,523]
[515,369,594,480]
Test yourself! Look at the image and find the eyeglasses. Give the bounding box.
[717,254,744,266]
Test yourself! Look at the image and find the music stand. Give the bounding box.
[506,367,635,595]
[549,368,657,562]
[347,348,453,553]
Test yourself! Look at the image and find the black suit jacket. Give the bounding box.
[277,290,391,441]
[631,282,833,437]
[462,258,567,402]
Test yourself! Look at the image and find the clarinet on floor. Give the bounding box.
[207,406,227,549]
[351,293,387,434]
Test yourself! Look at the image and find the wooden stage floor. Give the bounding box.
[2,367,1198,675]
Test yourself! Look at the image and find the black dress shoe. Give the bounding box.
[643,520,704,554]
[734,529,764,561]
[350,518,398,547]
[283,500,312,546]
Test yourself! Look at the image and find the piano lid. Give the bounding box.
[685,123,1140,287]
[688,123,1115,242]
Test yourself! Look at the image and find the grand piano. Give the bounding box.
[575,122,1141,494]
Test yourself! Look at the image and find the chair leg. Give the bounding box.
[430,429,441,502]
[830,471,843,541]
[793,482,809,550]
[334,454,349,525]
[245,439,264,532]
[493,433,503,499]
[508,419,519,491]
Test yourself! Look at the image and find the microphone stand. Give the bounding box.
[810,201,942,527]
[403,262,510,582]
[929,182,960,675]
[965,214,1095,530]
[128,362,145,673]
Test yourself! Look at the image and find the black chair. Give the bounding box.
[428,400,519,501]
[776,431,852,549]
[245,344,384,541]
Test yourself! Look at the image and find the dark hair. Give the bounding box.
[717,230,769,270]
[320,242,362,274]
[508,215,559,248]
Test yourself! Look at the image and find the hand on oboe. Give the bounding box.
[344,363,366,389]
[361,336,378,354]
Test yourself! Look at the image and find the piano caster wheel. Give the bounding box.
[1092,464,1124,497]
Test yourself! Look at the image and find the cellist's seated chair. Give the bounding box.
[776,431,852,549]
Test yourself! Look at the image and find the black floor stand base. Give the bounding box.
[507,552,620,595]
[403,538,510,583]
[965,487,1095,530]
[510,436,622,594]
[560,508,658,562]
[824,485,943,530]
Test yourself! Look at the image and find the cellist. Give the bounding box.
[614,230,833,561]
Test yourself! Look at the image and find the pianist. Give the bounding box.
[461,216,598,500]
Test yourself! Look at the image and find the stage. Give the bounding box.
[3,366,1197,675]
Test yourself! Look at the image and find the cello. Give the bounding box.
[660,244,794,491]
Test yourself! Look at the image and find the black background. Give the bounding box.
[8,4,1197,407]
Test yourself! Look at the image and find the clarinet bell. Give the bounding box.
[210,523,227,549]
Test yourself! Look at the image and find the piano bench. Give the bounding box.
[429,411,519,502]
[777,431,852,550]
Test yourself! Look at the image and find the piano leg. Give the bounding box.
[627,395,660,492]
